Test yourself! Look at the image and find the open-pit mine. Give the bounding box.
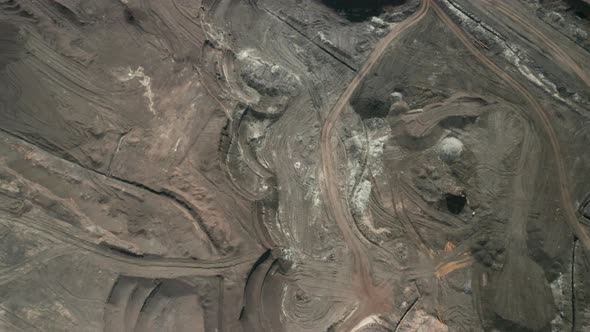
[1,0,590,331]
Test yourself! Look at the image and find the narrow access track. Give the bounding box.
[319,0,590,329]
[318,1,430,330]
[431,1,590,255]
[4,212,259,277]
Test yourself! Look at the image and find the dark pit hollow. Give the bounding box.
[446,193,466,214]
[124,8,136,24]
[351,96,389,118]
[320,0,405,22]
[583,201,590,219]
[567,0,590,20]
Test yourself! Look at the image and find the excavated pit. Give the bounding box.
[1,0,590,331]
[445,192,466,214]
[319,0,406,21]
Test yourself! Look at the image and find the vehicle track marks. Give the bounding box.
[432,0,590,256]
[261,6,358,72]
[1,127,224,254]
[318,1,430,329]
[482,0,590,89]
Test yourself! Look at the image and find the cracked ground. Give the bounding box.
[1,0,590,331]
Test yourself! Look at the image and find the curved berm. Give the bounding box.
[1,0,590,331]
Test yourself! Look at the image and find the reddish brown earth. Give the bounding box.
[1,0,590,331]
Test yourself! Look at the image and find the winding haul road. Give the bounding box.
[429,1,590,255]
[319,1,430,329]
[318,0,590,329]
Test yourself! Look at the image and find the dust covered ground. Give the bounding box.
[1,0,590,331]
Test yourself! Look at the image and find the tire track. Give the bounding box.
[318,1,430,329]
[1,128,224,254]
[432,0,590,255]
[481,0,590,89]
[3,211,258,276]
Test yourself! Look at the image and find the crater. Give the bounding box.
[445,192,466,214]
[583,200,590,220]
[319,0,406,22]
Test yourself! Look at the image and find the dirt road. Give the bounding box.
[318,1,430,329]
[481,0,590,88]
[320,1,590,328]
[431,1,590,255]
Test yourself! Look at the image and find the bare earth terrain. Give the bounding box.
[1,0,590,331]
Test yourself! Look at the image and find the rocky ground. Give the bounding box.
[1,0,590,331]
